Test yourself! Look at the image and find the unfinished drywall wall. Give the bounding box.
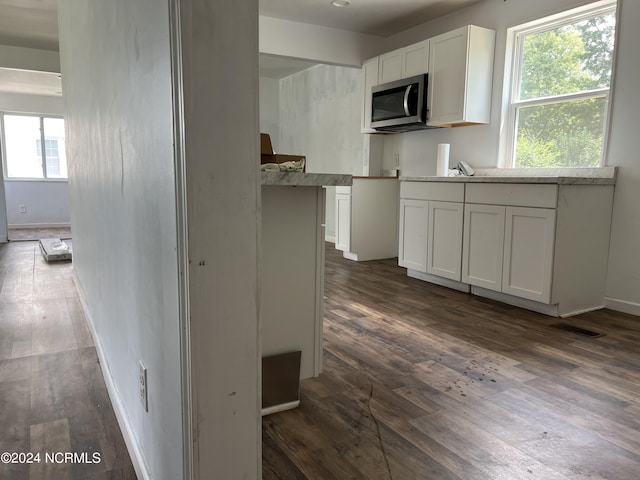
[279,64,363,239]
[57,1,183,478]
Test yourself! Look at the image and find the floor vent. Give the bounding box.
[551,323,604,338]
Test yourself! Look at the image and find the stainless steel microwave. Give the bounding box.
[371,74,435,132]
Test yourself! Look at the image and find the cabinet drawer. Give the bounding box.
[465,184,558,208]
[400,182,464,202]
[335,186,352,195]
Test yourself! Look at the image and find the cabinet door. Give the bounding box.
[428,26,468,125]
[502,207,556,303]
[398,199,428,272]
[402,39,429,78]
[427,25,495,126]
[378,49,403,84]
[461,204,505,291]
[361,57,379,133]
[427,201,463,281]
[335,193,351,252]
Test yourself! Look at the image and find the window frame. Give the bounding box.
[0,112,68,182]
[499,0,617,169]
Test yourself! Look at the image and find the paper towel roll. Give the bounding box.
[436,143,450,177]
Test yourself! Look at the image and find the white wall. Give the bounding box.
[177,0,261,476]
[5,181,69,227]
[278,64,363,239]
[260,16,384,67]
[604,0,640,313]
[378,0,602,177]
[376,0,640,314]
[1,91,69,229]
[260,76,280,151]
[57,1,183,479]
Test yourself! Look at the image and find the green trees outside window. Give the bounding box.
[510,4,616,168]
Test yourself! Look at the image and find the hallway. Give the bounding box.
[0,241,135,480]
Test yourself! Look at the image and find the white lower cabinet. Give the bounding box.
[463,204,556,303]
[336,179,398,261]
[427,201,463,280]
[335,192,351,252]
[399,182,464,279]
[401,180,615,317]
[502,207,556,303]
[398,199,428,272]
[461,204,505,290]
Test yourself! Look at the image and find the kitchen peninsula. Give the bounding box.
[261,171,351,413]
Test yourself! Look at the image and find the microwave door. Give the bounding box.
[371,77,424,129]
[372,85,412,123]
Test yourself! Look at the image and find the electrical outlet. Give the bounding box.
[393,154,400,167]
[139,361,148,412]
[19,204,26,213]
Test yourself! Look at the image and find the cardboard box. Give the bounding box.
[260,133,306,170]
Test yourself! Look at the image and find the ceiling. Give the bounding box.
[260,0,483,37]
[0,0,58,51]
[0,0,485,90]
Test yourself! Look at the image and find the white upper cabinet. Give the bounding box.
[361,57,379,133]
[427,25,496,126]
[402,39,430,78]
[378,39,430,84]
[378,49,404,84]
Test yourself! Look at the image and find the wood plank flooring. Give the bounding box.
[263,244,640,480]
[0,241,135,480]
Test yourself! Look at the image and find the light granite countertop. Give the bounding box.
[261,172,352,187]
[400,167,617,185]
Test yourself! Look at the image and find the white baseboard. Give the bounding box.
[261,400,300,416]
[72,271,151,480]
[342,251,359,261]
[325,234,336,243]
[8,222,71,229]
[604,297,640,317]
[559,305,605,318]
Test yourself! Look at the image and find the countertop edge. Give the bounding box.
[399,176,616,185]
[400,166,617,185]
[261,172,353,187]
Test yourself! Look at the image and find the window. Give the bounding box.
[1,114,67,179]
[503,1,616,168]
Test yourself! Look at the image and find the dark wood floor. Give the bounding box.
[263,244,640,480]
[0,241,136,480]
